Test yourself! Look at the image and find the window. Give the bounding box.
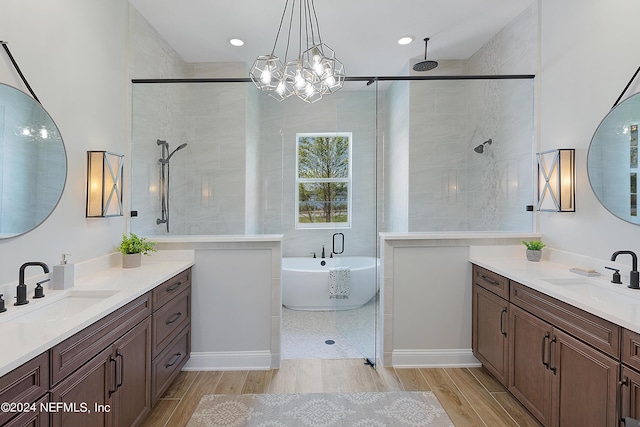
[296,133,352,228]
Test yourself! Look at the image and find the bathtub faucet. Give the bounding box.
[321,245,325,258]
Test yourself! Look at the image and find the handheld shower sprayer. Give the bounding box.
[156,140,188,232]
[474,138,492,154]
[168,143,188,161]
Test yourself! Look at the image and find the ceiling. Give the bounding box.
[128,0,535,77]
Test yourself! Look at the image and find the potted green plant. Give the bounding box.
[523,240,546,262]
[117,233,156,268]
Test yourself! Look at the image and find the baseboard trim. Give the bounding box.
[391,349,481,368]
[183,351,272,371]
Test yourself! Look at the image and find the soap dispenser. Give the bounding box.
[51,253,74,290]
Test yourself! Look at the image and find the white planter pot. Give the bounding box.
[526,249,542,262]
[122,253,142,268]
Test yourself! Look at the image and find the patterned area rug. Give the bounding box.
[186,391,454,426]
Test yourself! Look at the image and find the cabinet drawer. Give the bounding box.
[0,352,49,426]
[473,264,509,299]
[152,288,191,358]
[152,268,191,310]
[510,281,620,358]
[152,325,190,405]
[50,292,152,386]
[623,329,640,371]
[4,393,49,427]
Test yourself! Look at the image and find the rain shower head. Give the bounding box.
[413,38,438,72]
[474,138,492,154]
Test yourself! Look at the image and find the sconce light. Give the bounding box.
[537,148,575,212]
[86,151,124,217]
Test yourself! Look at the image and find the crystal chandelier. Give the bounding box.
[249,0,345,103]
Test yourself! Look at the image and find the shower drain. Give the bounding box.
[325,340,335,345]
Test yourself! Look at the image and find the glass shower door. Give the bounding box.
[333,81,378,367]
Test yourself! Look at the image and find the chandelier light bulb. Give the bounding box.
[295,70,306,89]
[312,47,322,64]
[261,68,272,85]
[325,72,336,87]
[305,83,315,97]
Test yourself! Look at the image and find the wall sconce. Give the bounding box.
[537,148,575,212]
[86,151,124,217]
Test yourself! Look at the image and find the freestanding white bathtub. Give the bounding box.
[282,256,378,311]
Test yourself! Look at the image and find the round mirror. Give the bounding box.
[0,82,67,238]
[588,92,640,224]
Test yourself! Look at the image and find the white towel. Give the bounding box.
[329,267,350,299]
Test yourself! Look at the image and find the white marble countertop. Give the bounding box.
[0,252,194,377]
[469,251,640,334]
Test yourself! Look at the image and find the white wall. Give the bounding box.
[0,0,129,287]
[539,0,640,261]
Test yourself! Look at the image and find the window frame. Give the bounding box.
[295,132,353,229]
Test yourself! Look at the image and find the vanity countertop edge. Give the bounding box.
[469,254,640,335]
[0,255,194,377]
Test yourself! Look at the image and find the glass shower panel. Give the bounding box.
[333,81,378,366]
[131,82,284,236]
[392,78,535,233]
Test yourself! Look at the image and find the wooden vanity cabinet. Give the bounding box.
[509,304,619,427]
[49,299,152,427]
[508,304,553,425]
[472,264,621,427]
[472,266,509,386]
[620,329,640,424]
[0,268,191,427]
[4,395,49,427]
[0,352,49,427]
[150,269,191,405]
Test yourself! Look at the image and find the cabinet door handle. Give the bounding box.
[166,312,183,325]
[549,336,557,374]
[108,356,118,397]
[166,282,183,292]
[116,351,124,389]
[620,376,629,424]
[499,308,507,336]
[542,332,550,368]
[480,275,500,287]
[165,352,183,368]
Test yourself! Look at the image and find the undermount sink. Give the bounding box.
[541,278,640,305]
[4,290,120,323]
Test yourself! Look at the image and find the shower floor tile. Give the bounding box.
[281,298,376,360]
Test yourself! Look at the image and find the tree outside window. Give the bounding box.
[296,133,352,228]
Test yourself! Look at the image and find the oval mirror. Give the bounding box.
[0,82,67,238]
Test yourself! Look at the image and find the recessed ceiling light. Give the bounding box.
[229,38,244,47]
[397,36,414,45]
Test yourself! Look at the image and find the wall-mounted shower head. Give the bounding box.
[413,38,438,72]
[474,138,492,154]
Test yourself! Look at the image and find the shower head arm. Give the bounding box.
[422,38,429,60]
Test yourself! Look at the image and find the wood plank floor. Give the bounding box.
[141,359,542,427]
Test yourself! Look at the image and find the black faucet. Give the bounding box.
[16,262,50,306]
[321,245,326,259]
[611,251,639,289]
